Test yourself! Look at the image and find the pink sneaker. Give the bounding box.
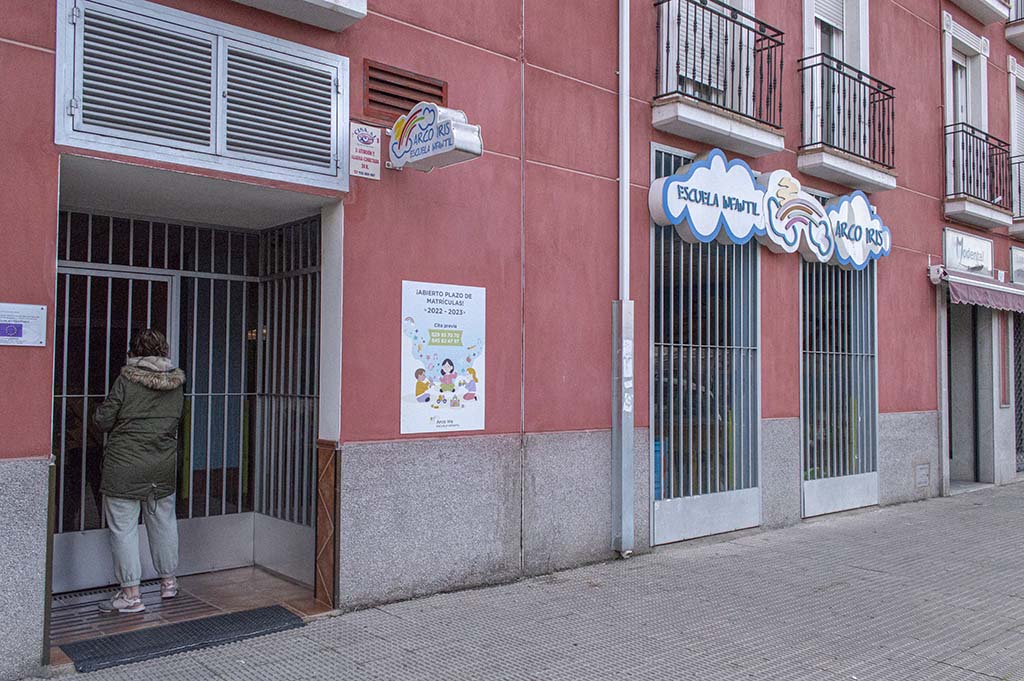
[160,577,178,600]
[97,590,145,614]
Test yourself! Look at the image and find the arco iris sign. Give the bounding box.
[648,149,892,270]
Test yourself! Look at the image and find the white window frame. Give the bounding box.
[802,0,869,72]
[942,12,989,131]
[1008,56,1024,154]
[55,0,350,192]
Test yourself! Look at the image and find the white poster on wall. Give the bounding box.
[0,303,47,347]
[349,123,382,180]
[401,281,485,434]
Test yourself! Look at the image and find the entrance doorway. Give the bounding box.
[51,211,321,594]
[949,301,981,484]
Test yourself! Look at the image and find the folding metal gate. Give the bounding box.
[651,148,761,545]
[51,211,319,592]
[800,260,879,517]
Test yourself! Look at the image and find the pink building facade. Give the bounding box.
[3,0,1024,676]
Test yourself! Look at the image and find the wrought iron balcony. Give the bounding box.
[1011,155,1024,221]
[944,122,1012,229]
[799,54,895,170]
[652,0,784,157]
[1006,2,1024,50]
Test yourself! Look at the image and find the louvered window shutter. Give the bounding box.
[1015,86,1024,154]
[74,3,216,151]
[814,0,845,31]
[678,0,728,90]
[221,41,338,174]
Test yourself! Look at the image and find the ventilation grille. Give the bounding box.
[225,44,336,169]
[364,60,446,124]
[80,7,214,147]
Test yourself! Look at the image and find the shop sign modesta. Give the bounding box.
[943,229,993,277]
[389,102,483,172]
[649,149,893,270]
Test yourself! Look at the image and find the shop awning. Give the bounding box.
[933,266,1024,313]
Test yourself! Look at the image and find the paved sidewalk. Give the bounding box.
[40,483,1024,680]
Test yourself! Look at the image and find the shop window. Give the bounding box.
[652,147,759,502]
[362,60,446,126]
[801,260,878,481]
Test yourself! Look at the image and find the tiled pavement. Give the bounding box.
[37,482,1024,679]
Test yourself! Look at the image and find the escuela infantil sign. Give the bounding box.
[649,149,892,270]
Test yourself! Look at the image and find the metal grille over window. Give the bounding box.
[224,44,336,171]
[253,220,321,526]
[65,0,345,186]
[655,0,784,128]
[653,150,759,504]
[78,6,215,148]
[801,261,878,482]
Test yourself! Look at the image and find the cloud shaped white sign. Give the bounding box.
[826,191,892,270]
[649,150,766,245]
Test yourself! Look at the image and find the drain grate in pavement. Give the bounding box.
[61,605,304,673]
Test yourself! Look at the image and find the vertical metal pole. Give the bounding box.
[80,276,92,531]
[58,273,70,534]
[668,227,675,499]
[188,277,198,518]
[612,0,633,556]
[222,279,231,516]
[255,237,265,514]
[205,277,214,517]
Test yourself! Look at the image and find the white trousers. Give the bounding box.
[103,494,179,588]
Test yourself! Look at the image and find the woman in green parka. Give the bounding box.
[93,329,185,613]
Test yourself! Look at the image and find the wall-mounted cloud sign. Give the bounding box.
[647,148,894,270]
[758,171,834,263]
[825,191,892,270]
[648,149,766,245]
[390,103,441,163]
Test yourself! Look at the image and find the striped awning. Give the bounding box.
[935,267,1024,313]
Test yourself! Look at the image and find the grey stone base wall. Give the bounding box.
[338,428,650,609]
[760,418,802,528]
[878,410,941,504]
[0,458,49,681]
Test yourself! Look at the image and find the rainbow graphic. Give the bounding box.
[392,104,431,151]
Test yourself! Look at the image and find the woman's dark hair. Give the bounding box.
[130,329,169,358]
[441,358,454,373]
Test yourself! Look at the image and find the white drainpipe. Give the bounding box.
[612,0,634,557]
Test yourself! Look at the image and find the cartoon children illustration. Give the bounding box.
[414,368,432,403]
[462,367,479,401]
[438,359,457,394]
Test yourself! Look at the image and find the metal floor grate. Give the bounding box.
[61,605,304,673]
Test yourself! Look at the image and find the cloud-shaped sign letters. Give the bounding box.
[649,150,766,245]
[648,148,893,270]
[826,191,892,270]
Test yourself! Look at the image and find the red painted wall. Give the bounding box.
[6,0,1024,455]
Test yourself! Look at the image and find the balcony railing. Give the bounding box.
[945,122,1011,211]
[1012,155,1024,219]
[799,54,895,169]
[655,0,784,128]
[1015,1,1024,21]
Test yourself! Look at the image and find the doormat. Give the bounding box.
[60,605,304,673]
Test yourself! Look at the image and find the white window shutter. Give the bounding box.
[814,0,845,31]
[1016,86,1024,153]
[221,41,338,174]
[75,2,216,151]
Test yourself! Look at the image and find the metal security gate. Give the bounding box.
[800,260,878,517]
[651,148,761,545]
[1014,313,1024,472]
[51,211,319,592]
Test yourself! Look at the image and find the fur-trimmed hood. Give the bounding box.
[121,356,185,391]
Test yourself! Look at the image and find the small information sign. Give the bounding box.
[0,303,47,347]
[349,123,382,180]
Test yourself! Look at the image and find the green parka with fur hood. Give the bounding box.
[93,356,185,500]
